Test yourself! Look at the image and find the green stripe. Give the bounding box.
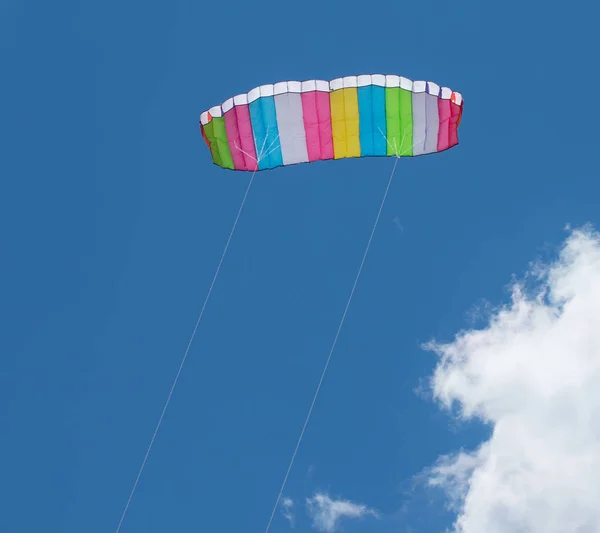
[385,88,401,156]
[398,89,413,156]
[202,120,222,166]
[385,88,413,156]
[203,117,234,169]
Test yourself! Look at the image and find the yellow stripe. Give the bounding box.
[330,89,346,159]
[343,88,360,158]
[330,88,361,160]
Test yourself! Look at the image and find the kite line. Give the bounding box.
[114,131,273,533]
[263,147,405,533]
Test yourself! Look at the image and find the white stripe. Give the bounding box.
[440,87,452,99]
[200,75,462,124]
[330,78,343,91]
[427,82,440,96]
[259,84,274,97]
[413,81,426,93]
[222,98,234,113]
[399,76,413,91]
[273,82,288,96]
[248,87,261,103]
[357,74,371,87]
[371,74,386,87]
[208,105,222,118]
[385,75,400,88]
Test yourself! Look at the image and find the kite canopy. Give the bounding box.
[199,74,463,171]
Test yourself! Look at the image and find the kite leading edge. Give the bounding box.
[199,74,463,171]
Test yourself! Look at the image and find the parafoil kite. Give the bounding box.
[199,74,463,171]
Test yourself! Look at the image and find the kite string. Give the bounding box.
[263,154,401,533]
[114,168,257,533]
[114,129,272,533]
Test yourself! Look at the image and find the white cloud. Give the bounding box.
[281,497,295,527]
[424,226,600,533]
[306,492,379,532]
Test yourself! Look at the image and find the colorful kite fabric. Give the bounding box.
[199,74,463,171]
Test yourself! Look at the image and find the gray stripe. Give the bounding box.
[274,92,309,165]
[412,92,427,156]
[423,93,440,154]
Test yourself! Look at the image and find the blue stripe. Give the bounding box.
[358,86,387,156]
[371,86,387,155]
[249,100,267,168]
[249,96,283,170]
[358,86,374,156]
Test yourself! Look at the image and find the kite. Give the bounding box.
[114,74,465,533]
[199,74,463,171]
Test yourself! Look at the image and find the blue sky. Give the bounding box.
[2,0,600,532]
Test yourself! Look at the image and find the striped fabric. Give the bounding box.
[200,74,463,171]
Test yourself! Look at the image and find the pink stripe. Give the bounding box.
[316,91,333,160]
[437,99,451,151]
[224,109,247,170]
[448,102,461,148]
[301,91,334,161]
[235,104,257,171]
[301,91,321,161]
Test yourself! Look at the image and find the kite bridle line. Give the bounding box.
[263,134,424,533]
[234,130,282,167]
[113,128,274,533]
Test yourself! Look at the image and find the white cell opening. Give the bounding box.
[330,78,343,91]
[208,105,222,118]
[288,81,302,93]
[399,77,413,90]
[259,84,274,97]
[248,87,261,103]
[371,74,386,87]
[222,98,234,113]
[233,93,248,106]
[342,76,358,88]
[315,80,329,92]
[301,80,316,92]
[427,82,440,96]
[357,75,371,87]
[385,75,400,88]
[273,82,288,95]
[413,81,426,93]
